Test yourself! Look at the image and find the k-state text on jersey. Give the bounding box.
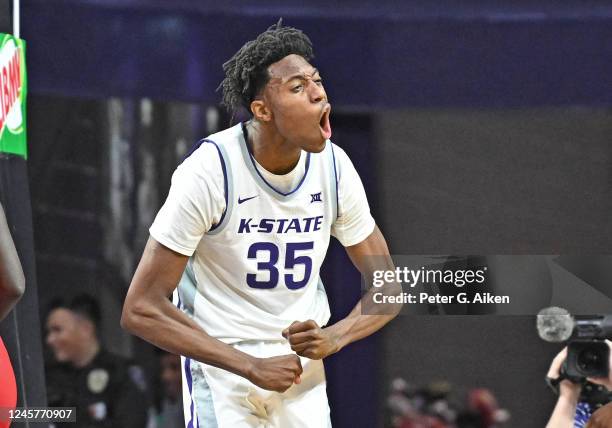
[237,216,324,234]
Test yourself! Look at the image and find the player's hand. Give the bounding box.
[247,354,303,393]
[587,402,612,427]
[282,320,339,360]
[587,340,612,391]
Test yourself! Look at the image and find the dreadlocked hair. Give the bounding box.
[218,19,314,116]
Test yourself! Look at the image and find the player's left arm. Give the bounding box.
[0,202,25,321]
[283,225,402,359]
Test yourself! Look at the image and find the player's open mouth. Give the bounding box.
[319,104,332,140]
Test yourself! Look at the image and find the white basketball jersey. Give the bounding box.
[176,123,338,343]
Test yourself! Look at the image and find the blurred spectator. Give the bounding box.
[386,378,510,427]
[45,294,149,427]
[152,350,184,428]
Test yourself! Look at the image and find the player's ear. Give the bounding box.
[250,99,272,122]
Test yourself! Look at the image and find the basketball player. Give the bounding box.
[0,202,24,321]
[122,21,401,427]
[0,202,25,428]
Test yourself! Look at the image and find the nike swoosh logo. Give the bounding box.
[238,195,258,204]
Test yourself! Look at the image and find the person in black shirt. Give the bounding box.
[45,295,148,428]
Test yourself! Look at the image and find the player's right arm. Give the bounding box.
[0,202,25,321]
[122,143,301,392]
[121,236,303,392]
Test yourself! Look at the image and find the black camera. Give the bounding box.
[563,315,612,382]
[538,310,612,408]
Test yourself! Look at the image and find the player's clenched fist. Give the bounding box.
[247,354,303,392]
[282,320,339,360]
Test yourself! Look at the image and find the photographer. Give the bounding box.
[546,341,612,428]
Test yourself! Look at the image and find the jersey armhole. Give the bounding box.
[329,142,339,221]
[181,138,233,235]
[205,140,233,235]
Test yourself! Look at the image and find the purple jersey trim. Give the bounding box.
[181,138,228,232]
[329,143,339,218]
[241,122,311,197]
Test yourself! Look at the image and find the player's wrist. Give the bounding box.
[322,325,344,355]
[241,354,259,382]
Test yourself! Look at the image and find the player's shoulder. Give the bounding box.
[179,140,220,171]
[176,124,241,179]
[327,140,348,161]
[183,125,240,163]
[204,123,243,148]
[326,141,354,175]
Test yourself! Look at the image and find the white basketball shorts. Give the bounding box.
[180,340,332,428]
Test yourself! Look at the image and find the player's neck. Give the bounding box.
[246,120,301,175]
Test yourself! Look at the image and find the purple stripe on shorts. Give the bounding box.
[184,357,196,428]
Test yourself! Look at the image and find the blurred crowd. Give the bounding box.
[386,378,510,428]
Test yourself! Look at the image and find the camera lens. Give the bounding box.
[578,348,604,375]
